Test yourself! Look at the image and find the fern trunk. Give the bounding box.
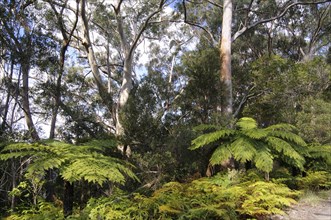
[63,181,74,217]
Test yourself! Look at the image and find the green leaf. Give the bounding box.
[254,149,274,173]
[236,117,258,130]
[231,137,257,163]
[210,145,232,165]
[190,129,235,150]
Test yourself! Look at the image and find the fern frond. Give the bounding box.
[308,145,331,164]
[254,148,274,173]
[266,137,305,169]
[243,129,269,140]
[269,130,307,146]
[236,117,258,130]
[264,123,296,132]
[190,129,235,150]
[209,145,232,165]
[231,137,257,163]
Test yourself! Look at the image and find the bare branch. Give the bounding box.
[232,0,331,41]
[206,0,223,9]
[128,0,166,60]
[182,0,218,45]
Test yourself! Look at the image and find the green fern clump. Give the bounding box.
[76,173,300,220]
[148,175,244,219]
[75,190,152,220]
[3,202,63,220]
[296,170,331,191]
[190,117,308,179]
[239,181,299,219]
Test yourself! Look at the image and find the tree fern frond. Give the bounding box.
[266,137,305,169]
[2,142,41,152]
[308,145,331,164]
[231,137,257,163]
[0,140,139,186]
[210,145,232,165]
[243,129,269,140]
[190,129,235,150]
[266,137,305,161]
[0,151,35,160]
[236,117,258,130]
[269,130,307,146]
[254,148,274,173]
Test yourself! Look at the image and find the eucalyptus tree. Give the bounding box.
[45,0,80,139]
[182,0,331,121]
[78,0,175,145]
[0,0,51,141]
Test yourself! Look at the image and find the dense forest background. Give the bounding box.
[0,0,330,219]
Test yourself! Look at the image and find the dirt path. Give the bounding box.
[271,191,331,220]
[284,199,331,220]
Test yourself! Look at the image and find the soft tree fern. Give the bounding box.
[190,117,308,179]
[0,139,138,185]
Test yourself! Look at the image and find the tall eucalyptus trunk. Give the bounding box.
[220,0,233,120]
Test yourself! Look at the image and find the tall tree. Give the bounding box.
[78,0,172,150]
[183,0,331,121]
[47,0,79,139]
[0,0,40,141]
[220,0,233,118]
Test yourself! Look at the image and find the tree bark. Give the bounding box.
[220,0,233,119]
[80,0,112,112]
[21,52,40,141]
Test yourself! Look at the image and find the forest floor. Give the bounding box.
[272,190,331,220]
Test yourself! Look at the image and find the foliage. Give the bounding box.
[3,201,63,220]
[190,117,308,177]
[296,171,331,191]
[296,98,331,145]
[306,144,331,171]
[245,56,331,125]
[0,139,138,186]
[74,172,298,220]
[239,181,299,218]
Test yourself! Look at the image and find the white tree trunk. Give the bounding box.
[220,0,233,118]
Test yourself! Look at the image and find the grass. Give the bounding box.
[298,190,331,207]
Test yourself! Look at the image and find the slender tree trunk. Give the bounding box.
[1,60,14,133]
[220,0,233,119]
[21,57,40,141]
[114,7,134,138]
[49,45,66,139]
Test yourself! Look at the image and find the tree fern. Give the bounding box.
[0,139,138,186]
[190,117,308,176]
